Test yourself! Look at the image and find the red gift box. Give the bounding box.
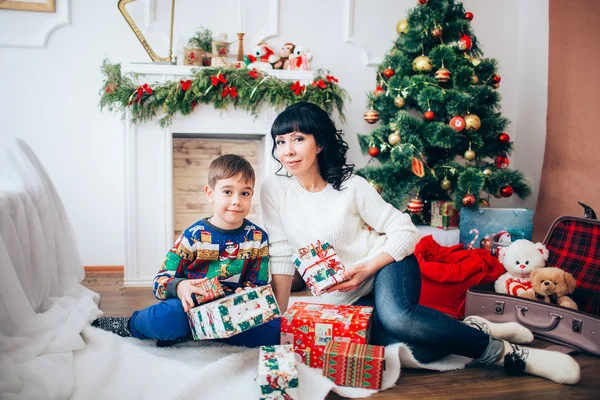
[280,302,373,369]
[192,276,225,305]
[323,341,385,389]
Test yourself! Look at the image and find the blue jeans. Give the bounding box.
[129,298,281,347]
[356,255,502,364]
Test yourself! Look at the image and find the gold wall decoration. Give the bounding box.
[117,0,176,64]
[0,0,56,12]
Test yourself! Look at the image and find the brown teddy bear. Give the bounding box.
[273,43,295,70]
[530,267,578,309]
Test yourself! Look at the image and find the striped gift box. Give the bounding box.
[322,341,385,389]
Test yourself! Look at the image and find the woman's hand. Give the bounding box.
[326,262,375,293]
[176,278,208,312]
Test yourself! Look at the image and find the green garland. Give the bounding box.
[99,59,349,127]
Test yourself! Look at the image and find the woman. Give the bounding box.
[261,102,579,385]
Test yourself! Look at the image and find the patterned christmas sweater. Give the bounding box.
[153,217,270,300]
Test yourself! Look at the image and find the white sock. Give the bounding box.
[496,341,580,384]
[463,315,534,344]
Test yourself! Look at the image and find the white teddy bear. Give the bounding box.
[246,43,279,70]
[288,44,312,71]
[494,239,549,298]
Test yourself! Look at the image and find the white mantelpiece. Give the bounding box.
[122,64,314,286]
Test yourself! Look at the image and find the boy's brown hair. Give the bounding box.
[208,154,255,188]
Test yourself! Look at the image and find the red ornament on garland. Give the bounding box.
[368,146,380,157]
[462,193,476,207]
[180,79,192,91]
[458,35,473,51]
[465,12,474,21]
[495,154,510,169]
[449,116,466,132]
[500,185,514,198]
[383,68,395,79]
[424,110,435,121]
[493,74,502,83]
[374,85,386,96]
[498,133,510,144]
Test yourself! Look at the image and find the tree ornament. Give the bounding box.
[407,196,424,214]
[464,143,476,161]
[500,185,514,198]
[394,94,405,108]
[498,133,510,144]
[465,12,474,21]
[383,67,395,79]
[479,198,490,207]
[495,154,510,169]
[441,177,451,190]
[492,82,500,89]
[424,109,435,121]
[364,109,380,124]
[464,113,481,131]
[368,146,380,157]
[462,193,476,207]
[435,66,451,83]
[483,168,493,177]
[471,75,479,84]
[374,85,385,96]
[493,74,502,84]
[369,181,383,194]
[449,116,466,132]
[396,19,409,35]
[411,157,425,178]
[432,26,443,38]
[418,0,428,5]
[412,55,433,72]
[388,132,401,146]
[458,35,473,51]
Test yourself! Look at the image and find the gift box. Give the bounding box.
[187,285,280,340]
[430,200,459,230]
[293,240,345,296]
[323,341,385,389]
[459,208,533,254]
[258,345,299,400]
[280,302,373,369]
[192,277,225,305]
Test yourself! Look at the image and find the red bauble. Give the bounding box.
[418,0,428,4]
[368,146,380,157]
[465,12,474,21]
[458,35,473,51]
[449,116,466,132]
[462,194,476,207]
[432,26,443,38]
[498,133,510,144]
[383,68,395,79]
[407,197,424,214]
[424,110,435,121]
[493,74,502,83]
[495,155,510,169]
[374,85,385,95]
[500,185,514,198]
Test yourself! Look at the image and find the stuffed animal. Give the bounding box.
[245,43,279,70]
[494,239,549,298]
[530,267,578,309]
[273,43,295,69]
[288,45,312,71]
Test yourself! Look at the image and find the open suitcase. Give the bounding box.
[465,207,600,356]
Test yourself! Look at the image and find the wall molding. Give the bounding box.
[342,0,383,66]
[251,0,280,46]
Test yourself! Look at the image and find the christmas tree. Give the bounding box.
[357,0,531,222]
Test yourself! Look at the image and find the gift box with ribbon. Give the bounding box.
[191,276,225,305]
[258,345,299,400]
[322,341,385,389]
[293,240,345,296]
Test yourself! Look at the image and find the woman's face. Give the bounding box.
[275,131,321,177]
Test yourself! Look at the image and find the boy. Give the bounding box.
[92,154,280,347]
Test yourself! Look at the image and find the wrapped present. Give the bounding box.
[293,240,345,296]
[192,277,225,305]
[323,341,385,389]
[280,302,373,369]
[430,200,459,230]
[258,345,299,400]
[460,208,533,255]
[187,285,280,340]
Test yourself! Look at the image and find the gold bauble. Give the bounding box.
[471,75,479,84]
[388,132,401,146]
[441,177,451,190]
[483,168,492,177]
[364,109,380,124]
[396,19,409,35]
[394,94,405,108]
[369,181,383,194]
[412,55,433,73]
[464,114,481,131]
[435,67,451,83]
[464,149,476,161]
[492,82,500,89]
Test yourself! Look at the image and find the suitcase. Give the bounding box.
[465,205,600,356]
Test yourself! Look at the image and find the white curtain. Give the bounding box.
[0,136,101,400]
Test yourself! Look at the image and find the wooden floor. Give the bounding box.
[83,272,600,400]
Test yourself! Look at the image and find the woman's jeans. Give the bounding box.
[356,255,503,364]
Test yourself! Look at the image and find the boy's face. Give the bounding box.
[205,173,254,230]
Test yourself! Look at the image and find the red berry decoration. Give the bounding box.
[500,185,514,198]
[498,133,510,144]
[383,68,395,79]
[374,85,385,96]
[368,146,380,157]
[493,74,502,83]
[462,193,476,207]
[424,110,435,121]
[465,12,474,21]
[495,154,510,169]
[458,35,473,51]
[449,116,466,132]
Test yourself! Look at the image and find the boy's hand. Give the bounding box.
[176,278,208,312]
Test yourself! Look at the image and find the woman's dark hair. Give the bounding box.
[270,102,354,190]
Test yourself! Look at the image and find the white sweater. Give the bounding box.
[260,174,421,305]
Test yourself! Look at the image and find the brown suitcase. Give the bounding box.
[465,206,600,356]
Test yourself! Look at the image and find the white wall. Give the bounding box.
[0,0,548,267]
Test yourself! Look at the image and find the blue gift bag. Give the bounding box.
[459,208,534,253]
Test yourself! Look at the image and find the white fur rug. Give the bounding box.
[70,327,470,400]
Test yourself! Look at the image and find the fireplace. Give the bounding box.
[121,63,314,286]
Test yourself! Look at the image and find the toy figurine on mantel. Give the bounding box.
[244,42,280,70]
